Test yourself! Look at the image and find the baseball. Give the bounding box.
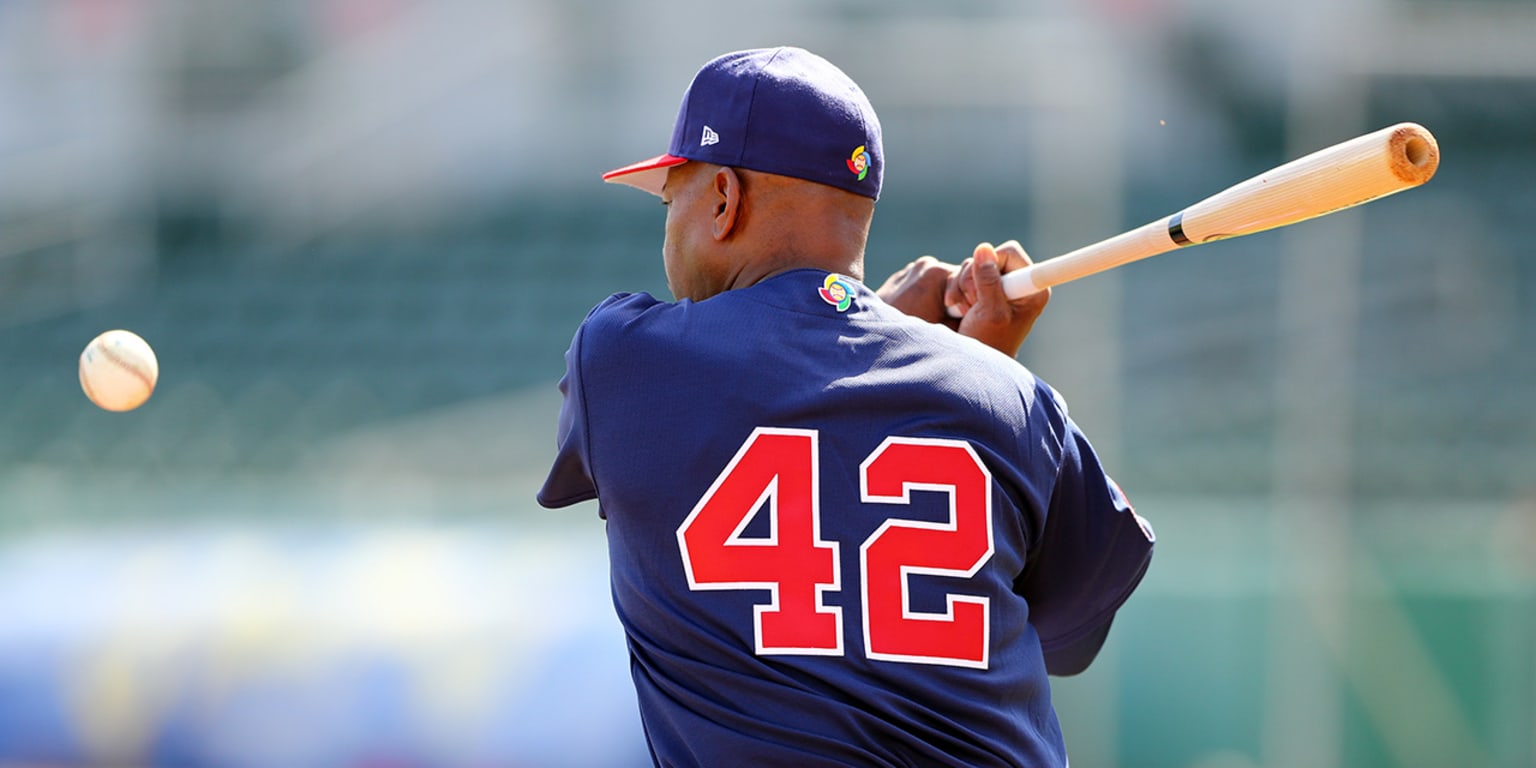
[79,329,159,412]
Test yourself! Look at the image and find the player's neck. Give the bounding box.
[728,245,864,291]
[731,221,867,289]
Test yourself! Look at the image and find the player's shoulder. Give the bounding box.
[578,291,675,339]
[582,291,664,323]
[902,315,1048,389]
[914,319,1073,427]
[1025,371,1070,415]
[572,290,699,365]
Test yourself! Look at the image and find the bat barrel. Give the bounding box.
[974,122,1441,309]
[1172,121,1440,246]
[1389,123,1440,185]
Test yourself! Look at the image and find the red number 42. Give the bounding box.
[677,428,994,669]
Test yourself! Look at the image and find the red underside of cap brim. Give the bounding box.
[601,154,689,196]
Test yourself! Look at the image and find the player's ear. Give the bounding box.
[711,166,742,241]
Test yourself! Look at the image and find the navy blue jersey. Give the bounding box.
[539,269,1153,767]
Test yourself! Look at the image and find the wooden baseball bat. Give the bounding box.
[949,122,1438,314]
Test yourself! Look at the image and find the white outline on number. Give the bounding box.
[859,436,994,669]
[676,427,844,656]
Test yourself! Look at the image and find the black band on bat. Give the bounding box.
[1167,212,1193,246]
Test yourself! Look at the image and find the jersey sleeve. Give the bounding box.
[536,294,638,510]
[1016,413,1155,676]
[536,320,598,509]
[536,292,662,511]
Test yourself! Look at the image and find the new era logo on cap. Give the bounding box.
[600,47,883,200]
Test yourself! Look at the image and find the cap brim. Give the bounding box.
[601,154,689,196]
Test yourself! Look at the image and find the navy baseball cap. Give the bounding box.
[602,47,883,200]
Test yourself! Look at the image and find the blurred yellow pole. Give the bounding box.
[1267,7,1487,767]
[1263,7,1365,766]
[1018,15,1128,768]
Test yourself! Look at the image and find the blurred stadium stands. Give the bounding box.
[1,0,1533,766]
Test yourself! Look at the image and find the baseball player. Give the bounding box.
[539,47,1154,767]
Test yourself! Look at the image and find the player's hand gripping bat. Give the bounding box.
[948,122,1439,316]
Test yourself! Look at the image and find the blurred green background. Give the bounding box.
[1,1,1532,766]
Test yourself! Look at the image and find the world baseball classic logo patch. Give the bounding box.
[846,145,869,181]
[818,274,856,312]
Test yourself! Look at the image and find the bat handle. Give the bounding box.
[1000,265,1047,300]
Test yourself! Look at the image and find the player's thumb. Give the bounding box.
[970,243,1006,310]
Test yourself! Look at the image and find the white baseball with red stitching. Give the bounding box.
[79,329,159,412]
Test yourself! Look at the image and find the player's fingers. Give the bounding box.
[885,259,915,283]
[994,239,1051,311]
[994,240,1034,271]
[912,255,957,291]
[945,256,978,316]
[958,242,995,308]
[969,243,1008,310]
[945,242,1026,319]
